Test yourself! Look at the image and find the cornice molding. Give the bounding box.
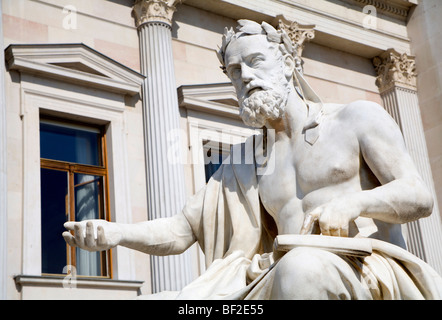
[132,0,182,27]
[342,0,417,21]
[373,48,417,93]
[185,0,412,58]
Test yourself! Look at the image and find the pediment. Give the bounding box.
[49,62,108,77]
[178,83,240,118]
[5,43,145,96]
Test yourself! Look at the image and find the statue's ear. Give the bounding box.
[283,54,295,80]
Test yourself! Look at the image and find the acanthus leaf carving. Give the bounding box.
[373,48,417,93]
[133,0,181,27]
[277,15,315,74]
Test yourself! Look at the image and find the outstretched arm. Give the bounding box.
[63,212,196,255]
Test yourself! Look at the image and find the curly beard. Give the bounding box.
[239,89,287,128]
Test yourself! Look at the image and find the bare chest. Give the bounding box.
[258,124,360,214]
[257,139,298,216]
[293,134,360,195]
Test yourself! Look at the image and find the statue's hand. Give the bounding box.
[300,197,361,237]
[62,220,122,252]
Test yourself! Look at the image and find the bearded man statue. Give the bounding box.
[63,20,442,300]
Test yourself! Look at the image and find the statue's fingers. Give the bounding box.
[300,211,320,235]
[62,231,77,247]
[340,226,349,238]
[329,227,340,237]
[320,216,349,237]
[64,221,76,231]
[74,224,85,248]
[320,220,330,236]
[322,214,337,236]
[339,223,349,238]
[85,221,96,248]
[318,211,335,236]
[300,215,313,235]
[97,225,106,247]
[328,217,349,237]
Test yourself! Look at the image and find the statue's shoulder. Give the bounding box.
[330,100,390,123]
[330,100,400,137]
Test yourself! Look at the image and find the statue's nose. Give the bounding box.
[240,64,255,84]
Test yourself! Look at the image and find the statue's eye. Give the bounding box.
[250,56,264,67]
[229,66,241,80]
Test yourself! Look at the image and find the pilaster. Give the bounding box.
[133,0,193,293]
[374,49,442,275]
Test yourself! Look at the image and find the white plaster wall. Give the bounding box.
[302,42,382,105]
[2,0,140,71]
[173,4,235,87]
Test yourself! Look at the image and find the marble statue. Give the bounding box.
[63,20,442,299]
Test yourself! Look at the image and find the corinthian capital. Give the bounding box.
[373,48,417,93]
[133,0,181,27]
[276,15,315,73]
[277,17,315,58]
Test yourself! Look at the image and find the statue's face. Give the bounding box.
[224,34,290,128]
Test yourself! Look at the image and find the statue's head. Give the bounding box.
[217,20,296,128]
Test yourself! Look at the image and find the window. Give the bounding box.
[203,141,231,183]
[40,118,111,278]
[6,43,145,285]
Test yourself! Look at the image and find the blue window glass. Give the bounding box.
[41,168,69,275]
[204,152,223,183]
[40,121,101,166]
[204,143,230,183]
[74,173,104,277]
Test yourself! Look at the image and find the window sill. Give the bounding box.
[14,275,144,300]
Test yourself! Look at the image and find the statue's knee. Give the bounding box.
[271,248,328,299]
[277,247,325,280]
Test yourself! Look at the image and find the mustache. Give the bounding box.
[242,82,273,99]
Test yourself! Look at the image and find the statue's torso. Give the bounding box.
[257,103,405,247]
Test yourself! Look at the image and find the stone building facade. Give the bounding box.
[0,0,441,299]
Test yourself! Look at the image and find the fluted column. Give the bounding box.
[0,1,7,299]
[133,0,193,293]
[374,49,442,274]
